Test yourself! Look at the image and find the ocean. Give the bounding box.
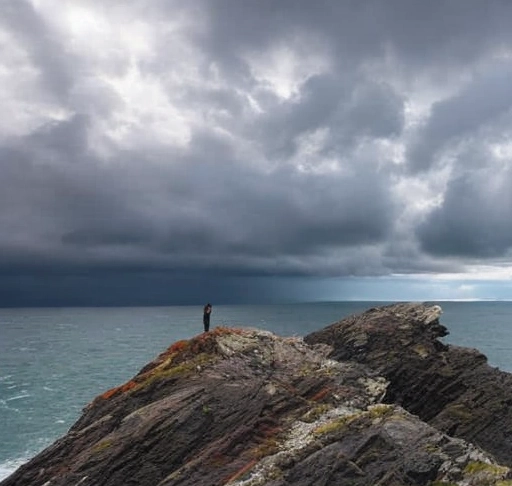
[1,301,512,481]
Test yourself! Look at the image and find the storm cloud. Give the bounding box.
[1,0,512,305]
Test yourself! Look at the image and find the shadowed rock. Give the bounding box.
[2,306,512,486]
[305,302,512,468]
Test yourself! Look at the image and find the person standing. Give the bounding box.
[203,303,212,332]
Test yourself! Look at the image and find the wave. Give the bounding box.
[5,393,31,402]
[0,457,28,481]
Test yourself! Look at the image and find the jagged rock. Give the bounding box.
[305,302,512,468]
[2,306,512,486]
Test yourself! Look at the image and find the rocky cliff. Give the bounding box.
[305,302,512,468]
[2,303,512,486]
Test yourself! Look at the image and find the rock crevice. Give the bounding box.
[3,304,512,486]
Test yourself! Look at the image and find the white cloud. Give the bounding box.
[2,0,512,303]
[246,41,330,101]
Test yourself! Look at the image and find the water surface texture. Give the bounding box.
[1,301,511,479]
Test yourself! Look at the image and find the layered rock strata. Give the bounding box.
[305,302,512,467]
[2,303,512,486]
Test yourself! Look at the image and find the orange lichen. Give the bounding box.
[211,326,245,336]
[224,459,258,484]
[96,379,138,402]
[251,438,280,459]
[137,340,191,375]
[257,424,282,439]
[95,327,247,403]
[187,327,244,355]
[120,380,137,393]
[168,339,190,353]
[209,453,231,468]
[310,387,331,402]
[141,328,245,372]
[99,387,121,401]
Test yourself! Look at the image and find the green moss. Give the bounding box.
[424,443,441,454]
[367,404,394,419]
[139,352,216,389]
[251,437,280,459]
[92,439,113,454]
[267,468,284,481]
[313,413,358,436]
[301,403,332,423]
[427,454,510,485]
[413,344,429,358]
[445,403,474,421]
[464,460,508,476]
[313,405,394,438]
[141,363,192,384]
[295,363,317,377]
[313,419,344,436]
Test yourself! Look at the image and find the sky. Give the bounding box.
[1,0,512,306]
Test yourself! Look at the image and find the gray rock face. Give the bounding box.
[305,302,512,468]
[2,304,512,486]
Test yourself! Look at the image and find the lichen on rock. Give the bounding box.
[3,303,512,486]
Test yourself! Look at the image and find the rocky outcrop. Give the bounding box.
[305,302,512,468]
[2,304,512,486]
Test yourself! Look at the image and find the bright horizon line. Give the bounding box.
[2,298,512,310]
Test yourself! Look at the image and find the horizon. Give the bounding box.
[2,1,512,306]
[2,297,512,310]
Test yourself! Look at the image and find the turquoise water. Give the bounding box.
[1,301,512,480]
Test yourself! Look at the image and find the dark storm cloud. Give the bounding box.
[408,63,512,172]
[251,74,405,161]
[0,113,395,279]
[417,152,512,258]
[2,0,512,305]
[202,0,512,70]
